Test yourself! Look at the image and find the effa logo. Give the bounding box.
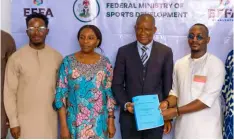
[73,0,100,22]
[208,0,233,21]
[24,0,54,17]
[33,0,43,6]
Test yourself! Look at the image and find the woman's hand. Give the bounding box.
[108,118,116,138]
[60,125,71,139]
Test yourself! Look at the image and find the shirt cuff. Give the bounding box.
[169,89,178,97]
[9,118,19,128]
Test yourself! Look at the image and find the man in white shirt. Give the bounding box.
[160,23,225,139]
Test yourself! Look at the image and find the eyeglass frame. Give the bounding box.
[187,33,205,41]
[26,26,48,34]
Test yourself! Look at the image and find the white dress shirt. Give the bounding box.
[170,53,225,139]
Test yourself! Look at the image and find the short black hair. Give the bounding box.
[26,13,49,28]
[136,14,155,25]
[77,25,102,48]
[191,23,209,36]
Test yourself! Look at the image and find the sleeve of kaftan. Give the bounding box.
[4,56,20,128]
[53,57,69,110]
[105,58,116,112]
[198,60,225,107]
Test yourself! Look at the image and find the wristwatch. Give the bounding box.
[108,115,116,119]
[124,102,131,111]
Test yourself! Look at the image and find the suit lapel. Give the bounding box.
[130,42,144,86]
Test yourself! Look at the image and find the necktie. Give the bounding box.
[141,46,148,66]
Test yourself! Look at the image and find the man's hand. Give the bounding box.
[159,100,169,111]
[163,120,172,134]
[108,118,116,138]
[10,126,20,139]
[126,102,134,114]
[162,107,177,120]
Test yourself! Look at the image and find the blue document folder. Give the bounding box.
[132,94,164,131]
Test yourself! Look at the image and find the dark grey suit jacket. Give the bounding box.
[112,41,173,110]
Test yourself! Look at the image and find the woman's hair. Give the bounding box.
[77,25,102,48]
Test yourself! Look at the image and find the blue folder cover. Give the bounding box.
[132,94,164,131]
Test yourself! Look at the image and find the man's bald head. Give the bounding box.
[136,14,155,25]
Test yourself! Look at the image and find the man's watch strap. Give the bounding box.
[124,102,131,111]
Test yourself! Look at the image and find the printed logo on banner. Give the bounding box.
[73,0,100,22]
[33,0,43,6]
[220,0,230,5]
[208,0,233,22]
[23,0,54,17]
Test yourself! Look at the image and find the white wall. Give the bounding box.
[1,0,11,32]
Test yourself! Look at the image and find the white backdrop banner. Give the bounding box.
[11,0,233,138]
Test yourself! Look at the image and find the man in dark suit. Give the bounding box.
[112,14,173,139]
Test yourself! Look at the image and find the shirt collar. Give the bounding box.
[137,40,153,50]
[189,52,208,62]
[27,44,47,52]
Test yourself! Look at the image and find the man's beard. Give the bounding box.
[32,42,43,46]
[30,38,45,47]
[191,49,200,53]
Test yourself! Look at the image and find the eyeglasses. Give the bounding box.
[188,34,204,41]
[27,26,47,33]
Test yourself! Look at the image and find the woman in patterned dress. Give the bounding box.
[222,50,233,139]
[53,25,116,139]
